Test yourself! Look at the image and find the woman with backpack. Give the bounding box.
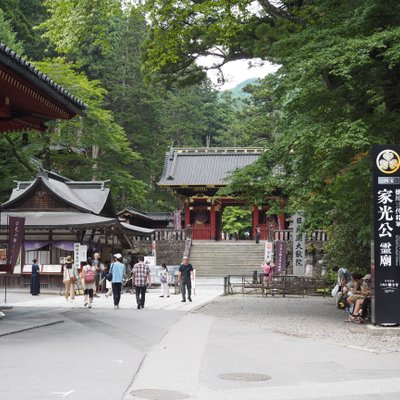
[81,258,96,308]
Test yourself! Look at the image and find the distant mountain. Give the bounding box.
[223,78,259,98]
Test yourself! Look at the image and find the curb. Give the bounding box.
[0,319,64,337]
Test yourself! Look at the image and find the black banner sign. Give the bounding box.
[372,145,400,325]
[275,241,287,275]
[7,216,25,268]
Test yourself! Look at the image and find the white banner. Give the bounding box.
[264,241,274,262]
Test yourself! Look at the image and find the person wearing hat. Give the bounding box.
[62,255,78,303]
[110,253,126,309]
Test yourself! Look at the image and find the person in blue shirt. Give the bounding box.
[110,253,126,309]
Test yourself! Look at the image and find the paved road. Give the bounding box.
[1,283,400,400]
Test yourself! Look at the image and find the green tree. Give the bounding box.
[221,206,252,237]
[142,0,400,269]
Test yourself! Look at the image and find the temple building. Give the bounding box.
[158,147,286,240]
[0,43,86,133]
[0,170,152,287]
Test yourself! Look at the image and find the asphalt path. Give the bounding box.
[1,288,400,400]
[0,305,184,400]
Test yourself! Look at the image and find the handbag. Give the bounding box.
[106,272,112,281]
[68,269,76,283]
[160,275,167,283]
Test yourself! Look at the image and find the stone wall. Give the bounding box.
[130,240,185,266]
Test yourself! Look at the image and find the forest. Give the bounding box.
[1,0,399,272]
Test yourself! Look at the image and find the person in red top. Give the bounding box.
[132,256,152,309]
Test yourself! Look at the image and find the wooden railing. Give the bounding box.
[270,229,328,242]
[131,229,187,241]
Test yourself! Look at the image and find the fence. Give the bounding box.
[131,228,187,242]
[270,229,328,242]
[223,274,328,297]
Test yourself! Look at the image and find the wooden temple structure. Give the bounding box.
[0,43,86,132]
[158,147,285,240]
[0,170,153,285]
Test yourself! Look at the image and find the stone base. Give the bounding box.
[366,324,400,336]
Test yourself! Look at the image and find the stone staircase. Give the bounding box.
[188,240,266,277]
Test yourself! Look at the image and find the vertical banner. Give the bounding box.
[151,240,157,263]
[7,217,25,268]
[372,145,400,325]
[74,243,81,270]
[264,241,273,262]
[292,212,306,276]
[173,210,181,230]
[275,241,287,275]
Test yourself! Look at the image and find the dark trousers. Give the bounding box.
[112,282,122,305]
[135,285,147,307]
[181,280,192,300]
[84,288,93,299]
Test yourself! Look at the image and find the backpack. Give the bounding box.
[84,268,95,283]
[337,293,348,310]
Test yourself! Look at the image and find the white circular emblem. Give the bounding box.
[376,149,400,174]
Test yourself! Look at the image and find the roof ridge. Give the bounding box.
[173,147,264,154]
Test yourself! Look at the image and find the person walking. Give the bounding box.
[255,225,261,244]
[63,255,77,302]
[81,258,96,308]
[110,253,126,309]
[178,256,193,302]
[159,262,170,298]
[30,258,40,296]
[93,252,102,296]
[132,256,152,309]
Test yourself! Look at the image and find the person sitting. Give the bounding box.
[348,274,372,323]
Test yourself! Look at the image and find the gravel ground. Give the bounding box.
[196,295,400,354]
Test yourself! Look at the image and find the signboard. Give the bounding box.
[292,212,306,276]
[372,145,400,325]
[144,256,156,268]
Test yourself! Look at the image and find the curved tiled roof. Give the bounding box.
[0,43,86,113]
[3,174,110,215]
[158,147,263,186]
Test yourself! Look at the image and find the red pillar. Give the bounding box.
[210,204,216,240]
[278,213,285,230]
